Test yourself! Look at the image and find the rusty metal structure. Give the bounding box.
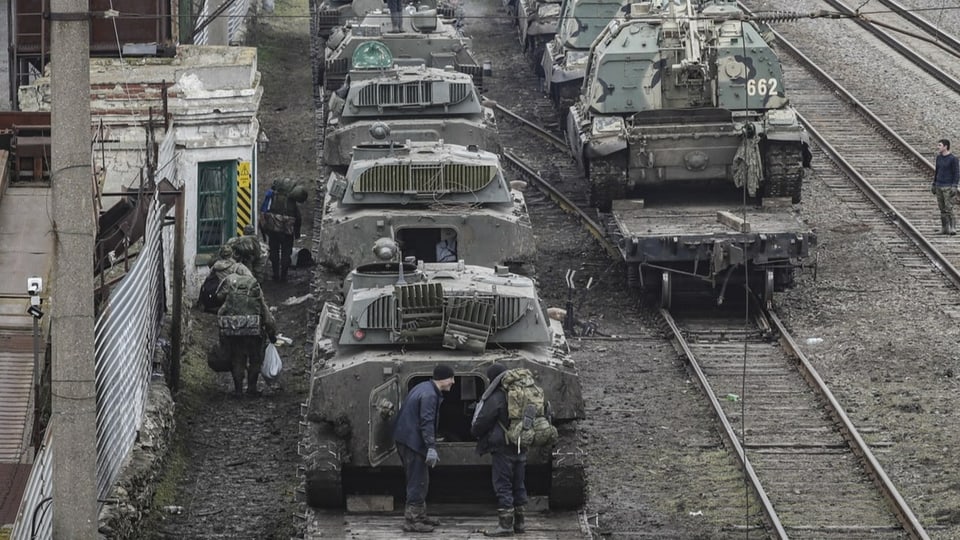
[11,1,176,107]
[302,257,585,509]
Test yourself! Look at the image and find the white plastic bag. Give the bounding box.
[262,343,282,380]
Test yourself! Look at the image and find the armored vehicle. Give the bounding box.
[566,0,810,211]
[318,140,535,271]
[315,0,459,40]
[320,6,482,93]
[541,0,630,123]
[324,42,499,169]
[515,0,562,67]
[302,255,585,509]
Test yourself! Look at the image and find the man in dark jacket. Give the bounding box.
[260,177,308,281]
[392,364,456,533]
[932,138,960,235]
[471,363,528,536]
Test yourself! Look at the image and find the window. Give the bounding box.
[196,161,237,254]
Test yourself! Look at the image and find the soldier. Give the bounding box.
[435,229,458,262]
[471,363,528,536]
[387,0,404,33]
[198,245,253,313]
[216,272,277,397]
[931,138,960,235]
[392,364,456,532]
[260,177,308,282]
[227,225,266,280]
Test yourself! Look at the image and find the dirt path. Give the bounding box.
[142,1,316,538]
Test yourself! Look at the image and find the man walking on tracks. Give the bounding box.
[216,273,277,397]
[260,177,308,282]
[932,138,959,235]
[392,364,456,532]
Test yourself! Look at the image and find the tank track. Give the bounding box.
[762,141,804,203]
[588,154,628,213]
[549,422,585,509]
[302,423,345,508]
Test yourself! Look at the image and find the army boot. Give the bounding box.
[231,374,244,398]
[941,216,950,235]
[484,508,514,537]
[246,371,261,396]
[390,12,402,33]
[402,504,434,533]
[513,505,526,534]
[950,215,957,235]
[415,503,441,526]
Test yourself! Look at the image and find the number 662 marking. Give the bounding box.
[746,78,778,96]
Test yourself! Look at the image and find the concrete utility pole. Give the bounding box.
[50,0,98,537]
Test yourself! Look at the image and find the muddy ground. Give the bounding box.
[140,1,317,538]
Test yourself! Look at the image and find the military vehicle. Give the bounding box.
[541,0,630,124]
[301,251,585,509]
[315,0,461,40]
[515,0,562,68]
[320,5,482,93]
[323,42,499,170]
[566,0,810,211]
[318,139,535,271]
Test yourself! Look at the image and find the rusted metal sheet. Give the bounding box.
[0,463,31,525]
[14,0,173,54]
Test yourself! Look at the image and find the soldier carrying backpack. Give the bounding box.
[260,177,308,282]
[471,364,558,536]
[216,273,277,396]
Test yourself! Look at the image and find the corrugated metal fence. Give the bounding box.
[11,195,168,540]
[193,0,254,46]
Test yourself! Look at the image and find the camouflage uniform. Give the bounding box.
[260,177,308,282]
[226,228,265,280]
[216,274,278,396]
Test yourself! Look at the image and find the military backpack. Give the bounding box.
[498,368,558,451]
[217,274,263,336]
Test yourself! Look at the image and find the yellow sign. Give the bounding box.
[237,161,253,235]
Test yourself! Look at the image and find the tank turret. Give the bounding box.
[318,140,535,271]
[302,258,585,509]
[321,7,482,93]
[566,0,810,210]
[540,0,631,123]
[324,42,499,169]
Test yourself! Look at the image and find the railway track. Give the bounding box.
[660,292,926,538]
[740,3,960,318]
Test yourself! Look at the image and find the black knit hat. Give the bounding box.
[486,363,507,380]
[432,364,455,381]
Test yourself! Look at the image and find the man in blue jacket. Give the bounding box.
[393,364,456,533]
[471,363,528,536]
[932,138,960,235]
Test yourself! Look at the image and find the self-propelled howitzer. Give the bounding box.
[318,140,535,272]
[301,260,585,508]
[324,42,499,170]
[566,0,810,211]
